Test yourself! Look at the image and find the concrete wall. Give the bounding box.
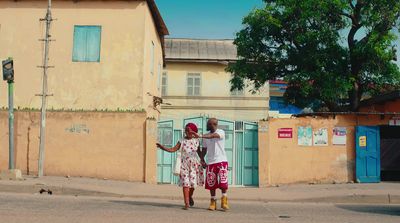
[0,0,163,115]
[258,114,395,186]
[161,62,269,127]
[0,110,158,182]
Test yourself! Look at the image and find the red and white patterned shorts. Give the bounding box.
[205,162,229,190]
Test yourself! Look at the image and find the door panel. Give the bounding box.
[356,126,380,183]
[243,123,259,186]
[157,120,174,184]
[172,129,183,184]
[235,131,244,185]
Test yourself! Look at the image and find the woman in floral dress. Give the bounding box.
[156,123,204,210]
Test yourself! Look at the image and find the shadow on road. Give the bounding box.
[336,204,400,216]
[110,200,206,210]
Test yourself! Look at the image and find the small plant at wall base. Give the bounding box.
[228,0,400,112]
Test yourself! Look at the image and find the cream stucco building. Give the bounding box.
[0,0,168,118]
[160,38,269,128]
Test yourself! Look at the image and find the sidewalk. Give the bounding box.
[0,176,399,204]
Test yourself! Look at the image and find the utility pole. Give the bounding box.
[38,0,53,177]
[8,81,14,169]
[2,58,15,170]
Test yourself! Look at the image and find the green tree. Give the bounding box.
[228,0,400,111]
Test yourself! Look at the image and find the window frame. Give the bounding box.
[161,72,168,97]
[186,73,201,96]
[150,41,155,75]
[157,63,162,91]
[72,25,102,63]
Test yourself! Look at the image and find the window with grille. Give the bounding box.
[150,41,155,75]
[161,72,168,96]
[187,73,201,96]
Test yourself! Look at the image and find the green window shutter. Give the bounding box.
[86,26,101,62]
[72,26,101,62]
[72,26,87,62]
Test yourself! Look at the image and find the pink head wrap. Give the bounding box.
[185,123,198,133]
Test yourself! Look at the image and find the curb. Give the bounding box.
[0,184,399,204]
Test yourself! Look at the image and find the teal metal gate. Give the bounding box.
[157,117,259,186]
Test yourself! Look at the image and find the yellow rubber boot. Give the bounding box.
[221,196,229,211]
[208,199,217,211]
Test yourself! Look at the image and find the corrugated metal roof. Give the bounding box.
[165,38,237,62]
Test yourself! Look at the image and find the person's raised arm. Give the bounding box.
[190,130,221,139]
[201,132,221,139]
[156,142,181,153]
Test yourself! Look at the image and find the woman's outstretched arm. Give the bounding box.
[156,142,181,153]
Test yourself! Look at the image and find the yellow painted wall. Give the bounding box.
[0,0,163,115]
[259,115,395,186]
[161,62,269,127]
[0,110,149,181]
[142,2,164,118]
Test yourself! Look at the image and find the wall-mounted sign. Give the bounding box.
[359,136,367,147]
[333,127,347,146]
[278,128,293,138]
[389,116,400,126]
[313,128,328,146]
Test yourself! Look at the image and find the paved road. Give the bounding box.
[0,193,399,223]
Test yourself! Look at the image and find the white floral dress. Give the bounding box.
[178,138,204,188]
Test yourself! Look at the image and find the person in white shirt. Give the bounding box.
[191,118,230,211]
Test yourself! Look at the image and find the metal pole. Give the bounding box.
[8,81,14,170]
[38,0,52,177]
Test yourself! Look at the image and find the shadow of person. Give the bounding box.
[336,204,400,216]
[110,200,205,210]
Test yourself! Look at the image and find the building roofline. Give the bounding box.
[165,58,237,63]
[146,0,169,36]
[294,111,400,117]
[360,90,400,107]
[145,0,169,64]
[7,0,169,63]
[165,38,237,62]
[166,37,234,41]
[9,0,169,36]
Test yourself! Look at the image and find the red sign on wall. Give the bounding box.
[278,128,293,138]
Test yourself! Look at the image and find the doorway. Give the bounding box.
[380,126,400,181]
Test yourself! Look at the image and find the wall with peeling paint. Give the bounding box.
[258,115,395,186]
[0,110,157,182]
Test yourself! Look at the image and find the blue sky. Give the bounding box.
[155,0,263,39]
[155,0,399,66]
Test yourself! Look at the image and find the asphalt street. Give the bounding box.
[0,192,399,223]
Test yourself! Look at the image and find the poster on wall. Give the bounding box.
[359,136,367,147]
[298,126,313,146]
[313,128,328,146]
[332,127,347,146]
